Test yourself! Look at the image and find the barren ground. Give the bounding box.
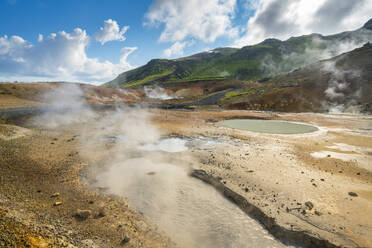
[151,109,372,247]
[0,108,371,247]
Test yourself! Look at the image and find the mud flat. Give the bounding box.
[90,154,287,248]
[150,109,372,248]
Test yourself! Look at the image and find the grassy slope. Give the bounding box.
[106,19,372,88]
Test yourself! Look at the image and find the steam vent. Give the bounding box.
[1,2,371,248]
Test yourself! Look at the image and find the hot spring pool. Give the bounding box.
[216,119,318,134]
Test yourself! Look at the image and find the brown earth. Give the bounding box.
[1,104,371,247]
[0,82,142,109]
[0,123,173,247]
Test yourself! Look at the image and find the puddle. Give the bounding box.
[94,158,287,248]
[100,134,126,143]
[216,119,318,134]
[138,138,188,152]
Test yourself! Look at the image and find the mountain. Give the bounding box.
[218,42,372,113]
[106,18,372,88]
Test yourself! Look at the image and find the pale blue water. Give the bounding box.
[216,119,318,134]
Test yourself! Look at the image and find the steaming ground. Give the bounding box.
[93,158,285,248]
[1,96,372,247]
[80,108,372,247]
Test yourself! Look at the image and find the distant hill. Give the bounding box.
[106,18,372,88]
[0,82,140,109]
[219,43,372,113]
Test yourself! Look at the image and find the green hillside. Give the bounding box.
[106,19,372,88]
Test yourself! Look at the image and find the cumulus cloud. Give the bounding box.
[94,19,129,45]
[234,0,372,47]
[0,28,137,84]
[145,0,238,43]
[163,41,190,58]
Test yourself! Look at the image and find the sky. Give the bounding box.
[0,0,371,84]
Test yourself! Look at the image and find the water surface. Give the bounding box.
[216,119,318,134]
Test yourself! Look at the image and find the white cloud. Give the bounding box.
[234,0,372,47]
[145,0,238,43]
[94,19,129,45]
[0,28,137,84]
[38,34,43,42]
[163,41,189,58]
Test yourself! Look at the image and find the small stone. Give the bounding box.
[50,193,60,198]
[348,192,358,197]
[120,236,130,246]
[54,202,62,206]
[75,209,92,220]
[146,172,156,176]
[327,154,331,157]
[305,201,314,210]
[96,207,106,218]
[314,211,322,216]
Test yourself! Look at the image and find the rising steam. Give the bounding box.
[322,61,362,113]
[144,85,175,100]
[31,83,96,128]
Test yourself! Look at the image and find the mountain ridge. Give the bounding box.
[106,18,372,88]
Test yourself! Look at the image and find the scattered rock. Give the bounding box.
[75,209,92,220]
[81,239,97,248]
[146,172,156,176]
[50,193,60,198]
[120,236,130,246]
[327,154,331,157]
[314,211,322,216]
[305,201,314,210]
[96,207,106,218]
[348,192,358,197]
[54,201,62,206]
